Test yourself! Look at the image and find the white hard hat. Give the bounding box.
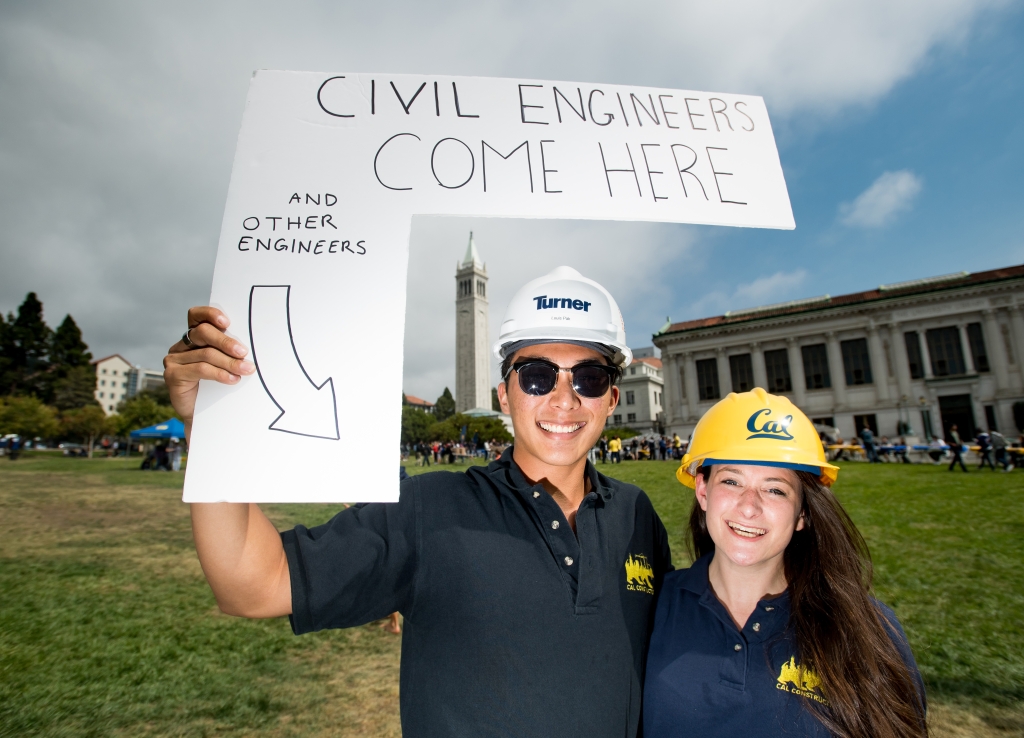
[493,266,632,367]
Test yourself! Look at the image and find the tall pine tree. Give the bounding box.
[50,315,92,374]
[2,293,52,396]
[434,387,456,421]
[0,313,12,396]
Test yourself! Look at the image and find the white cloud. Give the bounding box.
[839,170,923,228]
[0,0,1009,396]
[681,269,809,321]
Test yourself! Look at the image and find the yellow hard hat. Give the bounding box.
[677,387,839,488]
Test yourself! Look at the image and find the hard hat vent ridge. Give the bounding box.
[676,389,839,489]
[493,266,632,367]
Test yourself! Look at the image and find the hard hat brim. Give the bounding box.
[677,450,840,489]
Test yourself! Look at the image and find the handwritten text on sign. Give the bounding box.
[183,72,792,504]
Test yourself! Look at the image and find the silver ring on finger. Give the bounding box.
[182,329,199,349]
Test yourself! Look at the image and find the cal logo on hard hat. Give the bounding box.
[746,408,795,441]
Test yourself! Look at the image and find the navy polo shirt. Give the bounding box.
[282,450,672,738]
[643,554,925,738]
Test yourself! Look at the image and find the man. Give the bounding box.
[164,265,672,738]
[859,424,879,463]
[977,430,995,470]
[991,430,1012,472]
[948,424,968,472]
[608,435,622,463]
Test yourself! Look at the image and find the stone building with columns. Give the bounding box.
[653,265,1024,443]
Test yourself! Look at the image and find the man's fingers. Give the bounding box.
[188,306,229,330]
[188,322,249,359]
[169,346,255,379]
[170,359,246,386]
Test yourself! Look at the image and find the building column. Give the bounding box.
[889,322,912,400]
[750,342,767,390]
[667,352,684,423]
[682,352,699,421]
[867,321,890,403]
[958,323,976,374]
[983,309,1009,391]
[920,329,935,379]
[1009,304,1024,383]
[825,332,848,408]
[787,338,806,407]
[661,353,681,425]
[716,348,731,397]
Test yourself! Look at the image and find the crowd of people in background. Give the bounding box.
[596,433,684,463]
[817,423,1021,472]
[403,436,509,466]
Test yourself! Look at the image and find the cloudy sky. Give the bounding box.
[1,0,1022,403]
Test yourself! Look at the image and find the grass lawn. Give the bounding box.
[0,454,1022,737]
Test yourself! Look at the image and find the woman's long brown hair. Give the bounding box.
[688,469,927,738]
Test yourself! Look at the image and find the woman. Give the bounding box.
[644,389,926,738]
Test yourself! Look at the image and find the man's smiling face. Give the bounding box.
[498,343,619,471]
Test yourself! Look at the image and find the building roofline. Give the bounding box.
[656,263,1024,338]
[91,354,132,366]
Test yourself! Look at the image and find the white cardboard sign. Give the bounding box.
[183,71,793,503]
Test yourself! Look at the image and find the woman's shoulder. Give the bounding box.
[661,554,712,593]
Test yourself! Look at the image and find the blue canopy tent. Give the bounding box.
[130,418,185,440]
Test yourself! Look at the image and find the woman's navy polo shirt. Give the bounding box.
[282,451,672,738]
[642,554,925,738]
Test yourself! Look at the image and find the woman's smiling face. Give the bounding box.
[695,464,805,571]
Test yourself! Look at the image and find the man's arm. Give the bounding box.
[165,307,290,618]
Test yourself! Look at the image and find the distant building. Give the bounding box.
[609,350,664,434]
[404,394,435,413]
[128,367,165,397]
[92,355,132,415]
[653,265,1024,443]
[92,354,165,415]
[455,233,492,414]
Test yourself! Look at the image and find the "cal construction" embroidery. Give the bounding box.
[624,554,654,595]
[776,656,828,705]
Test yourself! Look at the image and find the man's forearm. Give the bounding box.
[190,502,292,618]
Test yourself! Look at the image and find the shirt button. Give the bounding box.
[752,623,760,632]
[734,644,742,651]
[564,556,574,566]
[551,520,560,530]
[764,606,775,612]
[533,491,540,498]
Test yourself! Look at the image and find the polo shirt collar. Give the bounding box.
[491,446,612,502]
[683,553,791,640]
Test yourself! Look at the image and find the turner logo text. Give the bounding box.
[533,296,592,311]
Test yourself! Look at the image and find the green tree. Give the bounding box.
[50,315,92,374]
[1,293,52,396]
[114,394,177,436]
[135,384,172,406]
[491,387,500,412]
[62,405,115,458]
[0,313,12,396]
[602,426,640,440]
[52,365,100,411]
[434,387,456,421]
[0,396,60,440]
[401,405,436,444]
[429,413,512,444]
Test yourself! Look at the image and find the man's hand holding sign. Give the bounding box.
[169,71,795,738]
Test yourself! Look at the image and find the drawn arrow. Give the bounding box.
[248,285,339,440]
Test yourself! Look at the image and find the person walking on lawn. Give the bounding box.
[164,266,671,738]
[948,425,968,472]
